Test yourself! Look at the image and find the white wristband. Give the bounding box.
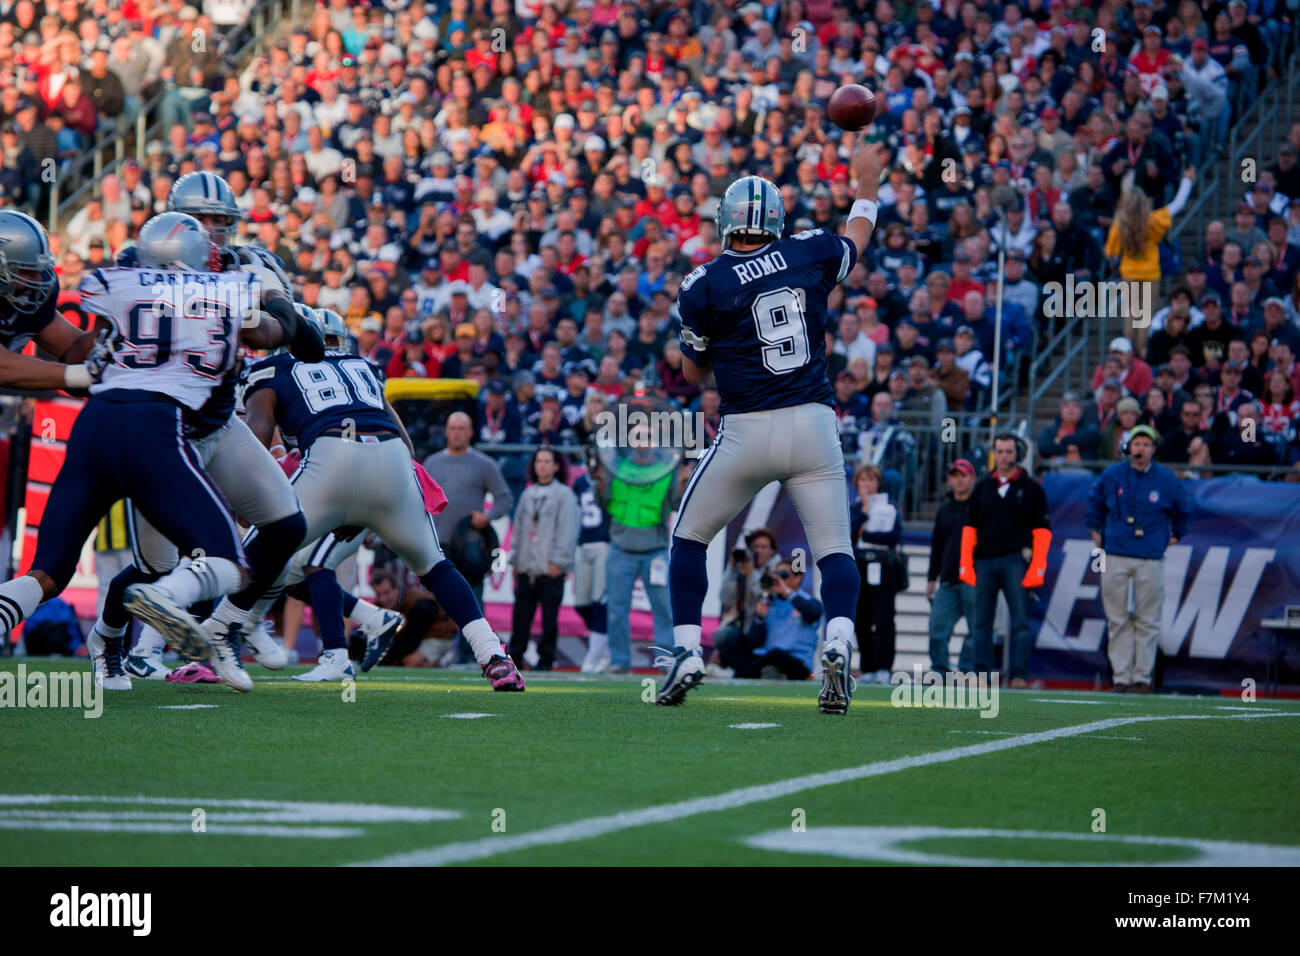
[64,364,93,390]
[849,199,879,226]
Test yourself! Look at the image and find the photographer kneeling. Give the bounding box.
[714,559,823,680]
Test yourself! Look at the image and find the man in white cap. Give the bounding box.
[1091,336,1153,396]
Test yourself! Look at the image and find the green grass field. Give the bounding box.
[2,658,1298,866]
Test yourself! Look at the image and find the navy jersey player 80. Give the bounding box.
[243,352,392,451]
[677,228,856,415]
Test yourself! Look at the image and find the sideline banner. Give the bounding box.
[1033,473,1300,690]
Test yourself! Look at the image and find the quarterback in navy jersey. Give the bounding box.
[660,143,883,715]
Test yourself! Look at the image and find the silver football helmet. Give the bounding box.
[315,308,350,351]
[136,213,217,272]
[717,175,784,246]
[167,171,241,248]
[0,210,57,314]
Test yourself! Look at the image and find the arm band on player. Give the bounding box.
[849,199,879,227]
[64,365,92,390]
[268,443,287,458]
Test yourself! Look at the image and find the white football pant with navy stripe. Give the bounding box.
[673,403,852,562]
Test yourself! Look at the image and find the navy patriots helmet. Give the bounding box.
[717,176,785,246]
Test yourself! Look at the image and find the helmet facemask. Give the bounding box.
[0,251,56,314]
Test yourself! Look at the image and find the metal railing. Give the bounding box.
[1038,458,1296,480]
[48,0,289,233]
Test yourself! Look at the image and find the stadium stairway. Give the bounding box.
[889,542,966,675]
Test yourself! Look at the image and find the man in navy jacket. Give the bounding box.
[1085,425,1191,694]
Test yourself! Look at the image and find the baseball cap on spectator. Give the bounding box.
[1244,256,1262,268]
[585,136,607,153]
[1150,86,1169,101]
[360,317,382,333]
[1192,38,1209,51]
[1263,297,1286,309]
[1101,377,1123,392]
[1040,106,1060,119]
[1155,364,1174,377]
[1007,249,1027,261]
[555,114,575,131]
[955,325,975,337]
[1117,397,1141,415]
[455,323,475,339]
[405,329,424,344]
[949,459,975,476]
[1109,337,1134,354]
[835,369,856,382]
[486,380,508,396]
[889,368,908,381]
[1199,291,1221,306]
[936,338,956,353]
[953,249,971,263]
[1223,360,1245,372]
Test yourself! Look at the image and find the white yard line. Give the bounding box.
[351,712,1299,867]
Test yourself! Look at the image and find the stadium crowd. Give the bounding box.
[2,0,1298,676]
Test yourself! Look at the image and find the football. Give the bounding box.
[827,84,877,131]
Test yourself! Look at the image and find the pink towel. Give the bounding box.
[412,461,449,514]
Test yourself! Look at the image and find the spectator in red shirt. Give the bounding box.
[634,175,672,222]
[1131,25,1172,97]
[946,248,986,303]
[387,329,440,379]
[1092,337,1154,396]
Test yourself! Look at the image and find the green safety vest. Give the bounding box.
[608,462,673,529]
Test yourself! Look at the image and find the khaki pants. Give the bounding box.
[1100,553,1164,686]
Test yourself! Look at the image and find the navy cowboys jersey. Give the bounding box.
[572,472,610,545]
[243,351,393,452]
[677,228,856,415]
[0,283,57,353]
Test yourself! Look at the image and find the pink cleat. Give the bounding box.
[165,662,221,684]
[483,654,526,692]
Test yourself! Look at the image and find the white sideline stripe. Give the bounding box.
[443,713,496,719]
[158,704,219,710]
[730,723,780,729]
[352,713,1300,867]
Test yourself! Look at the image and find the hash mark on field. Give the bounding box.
[352,712,1300,867]
[712,697,747,701]
[730,723,780,729]
[1216,706,1283,712]
[158,704,219,710]
[443,713,497,719]
[1031,698,1108,705]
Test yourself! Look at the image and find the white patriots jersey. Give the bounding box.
[81,267,255,410]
